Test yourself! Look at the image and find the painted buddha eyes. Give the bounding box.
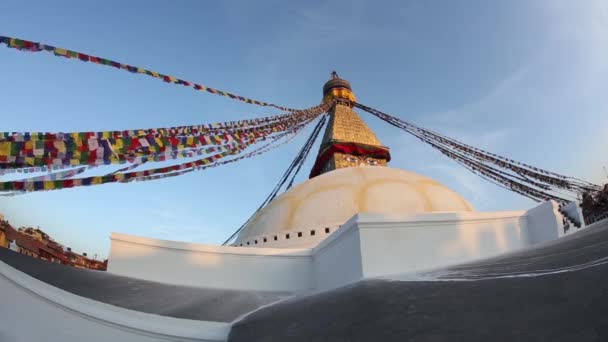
[344,156,379,166]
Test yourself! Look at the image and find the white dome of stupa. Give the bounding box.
[235,166,473,245]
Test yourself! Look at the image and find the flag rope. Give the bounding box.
[0,35,298,111]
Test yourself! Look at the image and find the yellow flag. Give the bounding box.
[54,48,68,56]
[114,139,124,150]
[55,141,66,153]
[0,142,10,156]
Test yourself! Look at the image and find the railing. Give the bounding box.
[558,204,580,233]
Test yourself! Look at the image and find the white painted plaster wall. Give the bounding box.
[312,219,364,291]
[0,261,228,342]
[525,200,565,242]
[109,202,563,293]
[355,212,529,277]
[108,233,313,292]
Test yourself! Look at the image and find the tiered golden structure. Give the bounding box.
[310,73,391,178]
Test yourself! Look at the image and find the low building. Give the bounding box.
[0,219,106,270]
[64,247,107,270]
[20,227,53,244]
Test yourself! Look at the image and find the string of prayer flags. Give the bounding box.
[0,103,329,143]
[354,102,592,203]
[0,144,244,192]
[0,35,297,111]
[0,124,306,194]
[0,126,278,169]
[131,127,305,183]
[13,166,88,182]
[2,118,328,173]
[0,103,330,170]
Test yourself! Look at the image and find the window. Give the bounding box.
[325,227,330,233]
[263,237,267,243]
[254,240,258,244]
[286,233,290,239]
[273,235,278,241]
[297,232,302,237]
[310,230,316,236]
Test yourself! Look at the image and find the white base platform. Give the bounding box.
[108,201,568,292]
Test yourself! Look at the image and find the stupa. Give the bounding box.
[234,73,473,247]
[0,74,590,342]
[106,75,575,293]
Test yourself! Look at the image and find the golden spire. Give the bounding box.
[310,73,391,178]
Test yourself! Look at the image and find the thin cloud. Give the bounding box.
[422,163,488,202]
[426,65,531,125]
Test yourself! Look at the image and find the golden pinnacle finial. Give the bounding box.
[310,76,391,178]
[322,72,356,103]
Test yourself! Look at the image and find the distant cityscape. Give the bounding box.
[0,212,107,271]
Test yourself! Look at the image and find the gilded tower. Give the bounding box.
[310,72,391,178]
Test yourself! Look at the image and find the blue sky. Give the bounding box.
[1,0,607,258]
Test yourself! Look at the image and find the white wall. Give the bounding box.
[0,261,228,342]
[312,218,364,291]
[109,233,313,292]
[525,200,565,242]
[108,202,563,292]
[355,211,529,277]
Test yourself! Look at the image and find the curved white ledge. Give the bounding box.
[111,232,311,257]
[109,233,315,291]
[0,260,229,341]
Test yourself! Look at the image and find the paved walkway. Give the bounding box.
[230,220,608,341]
